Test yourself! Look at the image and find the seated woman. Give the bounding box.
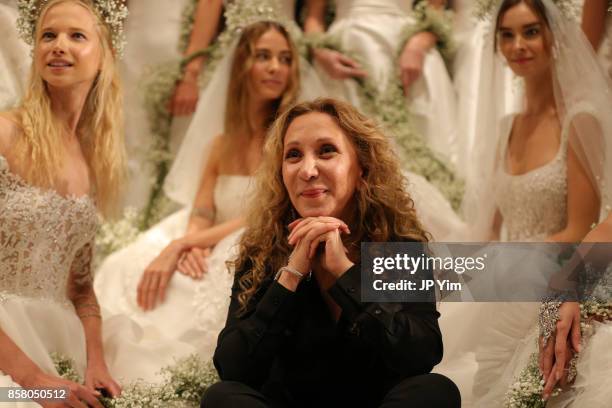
[94,20,301,360]
[202,98,461,408]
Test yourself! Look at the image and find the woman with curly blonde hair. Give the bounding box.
[203,98,460,408]
[0,0,124,405]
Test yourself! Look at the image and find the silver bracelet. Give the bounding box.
[275,266,310,282]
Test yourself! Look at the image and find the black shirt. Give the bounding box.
[213,260,443,407]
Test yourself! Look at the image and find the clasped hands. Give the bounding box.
[285,216,354,287]
[538,302,581,400]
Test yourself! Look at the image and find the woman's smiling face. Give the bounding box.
[282,112,363,221]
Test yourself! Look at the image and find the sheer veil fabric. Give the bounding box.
[436,2,612,406]
[164,40,326,207]
[462,0,612,242]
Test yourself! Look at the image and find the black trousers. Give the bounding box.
[201,373,461,408]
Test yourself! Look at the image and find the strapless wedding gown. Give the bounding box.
[95,176,254,363]
[0,153,204,400]
[318,0,458,163]
[0,1,30,111]
[0,154,96,406]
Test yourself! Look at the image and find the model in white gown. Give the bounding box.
[95,176,253,353]
[0,154,94,404]
[0,0,30,111]
[96,13,313,371]
[314,0,459,164]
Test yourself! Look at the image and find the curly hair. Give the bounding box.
[232,98,429,314]
[13,0,125,217]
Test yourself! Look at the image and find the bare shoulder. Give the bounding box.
[0,111,22,158]
[206,133,226,164]
[209,133,225,151]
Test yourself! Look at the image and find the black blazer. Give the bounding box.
[213,252,443,407]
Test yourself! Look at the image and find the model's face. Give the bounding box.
[248,28,292,102]
[282,112,363,221]
[36,2,102,89]
[498,3,551,78]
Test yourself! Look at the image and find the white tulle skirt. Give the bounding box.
[94,208,240,377]
[0,296,86,407]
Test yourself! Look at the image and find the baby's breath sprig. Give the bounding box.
[16,0,128,57]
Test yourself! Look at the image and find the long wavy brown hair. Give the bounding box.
[232,98,429,314]
[224,21,300,138]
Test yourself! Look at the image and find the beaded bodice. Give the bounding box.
[494,116,568,242]
[0,154,97,304]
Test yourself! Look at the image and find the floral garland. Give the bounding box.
[52,353,219,407]
[399,2,456,69]
[97,0,463,257]
[504,300,612,407]
[304,12,464,209]
[356,76,464,210]
[16,0,129,57]
[94,209,143,267]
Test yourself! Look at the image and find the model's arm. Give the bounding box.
[67,242,122,397]
[303,0,326,34]
[169,0,224,116]
[582,0,608,51]
[547,144,600,243]
[303,0,368,79]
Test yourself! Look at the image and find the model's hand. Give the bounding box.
[177,247,211,279]
[168,71,200,116]
[539,301,581,399]
[399,31,437,94]
[21,370,103,408]
[137,241,186,310]
[84,360,121,399]
[313,49,368,80]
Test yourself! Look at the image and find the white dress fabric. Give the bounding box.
[95,176,254,363]
[0,153,94,406]
[120,0,191,210]
[452,9,521,178]
[435,114,612,407]
[0,1,30,111]
[317,0,458,164]
[596,13,612,80]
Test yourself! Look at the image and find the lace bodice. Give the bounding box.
[494,116,568,241]
[213,175,254,224]
[0,155,97,305]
